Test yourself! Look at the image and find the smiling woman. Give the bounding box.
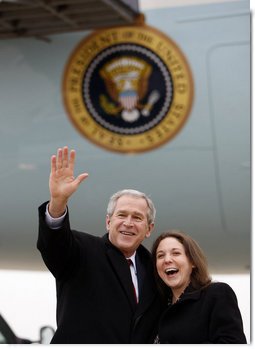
[151,230,247,344]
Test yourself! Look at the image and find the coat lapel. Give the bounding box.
[134,248,157,316]
[103,235,137,311]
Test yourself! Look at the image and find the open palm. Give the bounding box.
[49,147,88,201]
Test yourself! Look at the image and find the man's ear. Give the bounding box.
[106,215,110,231]
[145,223,154,238]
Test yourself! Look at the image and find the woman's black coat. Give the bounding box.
[157,283,247,344]
[37,202,163,344]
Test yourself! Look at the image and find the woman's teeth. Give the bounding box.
[165,268,178,275]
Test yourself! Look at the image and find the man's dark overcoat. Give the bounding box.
[37,202,163,344]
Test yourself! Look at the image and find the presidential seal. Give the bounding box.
[63,23,193,153]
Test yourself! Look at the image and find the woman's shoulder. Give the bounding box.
[204,281,237,298]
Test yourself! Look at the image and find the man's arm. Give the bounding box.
[37,146,89,278]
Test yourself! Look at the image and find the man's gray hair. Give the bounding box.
[107,189,156,225]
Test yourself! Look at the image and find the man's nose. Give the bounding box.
[123,217,134,226]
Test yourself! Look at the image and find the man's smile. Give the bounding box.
[120,231,136,236]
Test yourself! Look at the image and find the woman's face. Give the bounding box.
[156,237,194,296]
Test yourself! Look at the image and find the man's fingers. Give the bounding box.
[57,148,63,170]
[76,173,89,185]
[62,146,69,168]
[51,155,57,173]
[69,149,76,171]
[52,147,83,178]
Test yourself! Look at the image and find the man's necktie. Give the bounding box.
[127,259,138,303]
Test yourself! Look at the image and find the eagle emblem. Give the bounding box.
[99,56,160,122]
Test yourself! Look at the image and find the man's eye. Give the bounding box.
[117,213,125,217]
